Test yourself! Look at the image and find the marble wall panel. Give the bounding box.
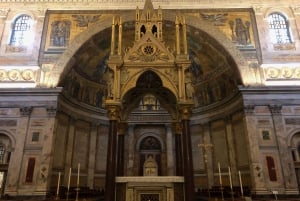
[212,130,229,167]
[73,124,90,171]
[232,120,249,167]
[95,125,108,172]
[52,122,68,169]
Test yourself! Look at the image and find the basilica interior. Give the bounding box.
[0,0,300,201]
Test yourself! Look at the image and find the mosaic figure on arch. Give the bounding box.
[50,20,71,47]
[229,18,251,45]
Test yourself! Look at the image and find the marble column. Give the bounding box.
[87,124,98,189]
[166,124,174,175]
[224,117,238,185]
[269,105,299,194]
[117,122,127,176]
[104,106,119,201]
[174,122,183,176]
[180,106,195,201]
[126,125,135,176]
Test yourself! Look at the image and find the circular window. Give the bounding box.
[143,45,155,55]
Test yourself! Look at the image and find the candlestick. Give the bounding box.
[218,162,222,185]
[56,172,61,199]
[67,168,71,191]
[228,167,232,189]
[239,170,244,197]
[77,163,80,186]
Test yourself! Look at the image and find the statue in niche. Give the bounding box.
[143,155,158,176]
[103,70,114,99]
[95,89,104,107]
[185,71,194,99]
[50,20,71,47]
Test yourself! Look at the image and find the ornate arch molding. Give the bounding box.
[264,7,294,19]
[0,130,16,151]
[52,10,248,87]
[136,132,165,152]
[120,68,178,101]
[287,129,300,147]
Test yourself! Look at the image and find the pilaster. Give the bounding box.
[63,118,76,186]
[243,105,267,194]
[35,107,58,195]
[87,124,98,189]
[5,107,32,195]
[269,105,299,194]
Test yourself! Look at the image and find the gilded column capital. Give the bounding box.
[106,105,121,121]
[178,105,192,120]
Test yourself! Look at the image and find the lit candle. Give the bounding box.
[77,163,80,186]
[56,172,61,196]
[228,167,232,190]
[238,170,244,197]
[67,167,71,191]
[218,162,222,185]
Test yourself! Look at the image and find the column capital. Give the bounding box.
[178,105,193,120]
[268,104,282,115]
[46,106,57,117]
[20,107,33,116]
[106,105,121,121]
[243,105,255,115]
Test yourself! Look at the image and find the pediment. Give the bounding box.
[123,32,175,63]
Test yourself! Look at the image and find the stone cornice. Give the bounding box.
[0,1,297,10]
[0,87,62,108]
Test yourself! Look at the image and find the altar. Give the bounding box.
[115,176,184,201]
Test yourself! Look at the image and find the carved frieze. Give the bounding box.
[0,69,36,82]
[264,67,300,80]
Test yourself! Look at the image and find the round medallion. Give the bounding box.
[0,70,6,81]
[8,70,20,81]
[143,45,155,56]
[22,70,34,81]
